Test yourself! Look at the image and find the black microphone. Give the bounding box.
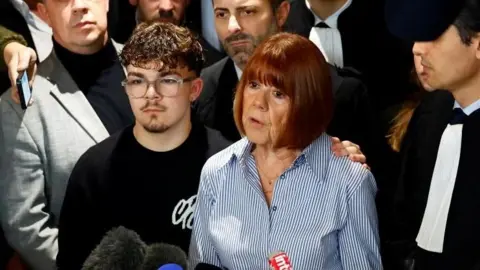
[194,263,223,270]
[81,226,147,270]
[141,243,187,270]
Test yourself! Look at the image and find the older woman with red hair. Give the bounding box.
[189,32,382,270]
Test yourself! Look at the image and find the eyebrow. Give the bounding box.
[213,7,230,13]
[159,70,181,77]
[214,6,254,12]
[127,71,146,78]
[127,71,183,78]
[236,6,253,11]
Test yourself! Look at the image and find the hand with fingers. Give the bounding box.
[331,137,370,170]
[4,41,37,106]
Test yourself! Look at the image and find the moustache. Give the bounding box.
[140,101,167,112]
[225,32,253,44]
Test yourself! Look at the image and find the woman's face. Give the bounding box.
[241,80,290,146]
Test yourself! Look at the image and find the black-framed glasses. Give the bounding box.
[121,75,196,98]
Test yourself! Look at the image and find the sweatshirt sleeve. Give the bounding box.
[56,148,108,270]
[0,25,28,71]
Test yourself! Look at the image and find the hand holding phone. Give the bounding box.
[5,42,37,105]
[16,72,32,110]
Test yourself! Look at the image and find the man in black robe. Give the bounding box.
[389,0,480,269]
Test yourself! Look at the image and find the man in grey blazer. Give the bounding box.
[0,0,133,269]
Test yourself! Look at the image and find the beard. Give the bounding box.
[139,101,170,133]
[223,23,278,67]
[143,116,170,133]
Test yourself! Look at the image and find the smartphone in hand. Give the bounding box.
[16,72,32,110]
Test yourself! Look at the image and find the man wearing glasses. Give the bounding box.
[55,22,231,270]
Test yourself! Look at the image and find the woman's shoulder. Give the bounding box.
[307,134,376,195]
[327,154,377,197]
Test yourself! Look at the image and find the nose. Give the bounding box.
[145,83,162,99]
[71,0,88,13]
[228,15,241,34]
[252,90,268,111]
[412,41,428,57]
[158,0,174,10]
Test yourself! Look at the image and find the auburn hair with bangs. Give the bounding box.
[233,32,333,150]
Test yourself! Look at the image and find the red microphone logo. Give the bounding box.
[268,251,293,270]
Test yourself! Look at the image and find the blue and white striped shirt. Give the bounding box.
[189,133,382,270]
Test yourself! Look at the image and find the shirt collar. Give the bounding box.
[230,137,252,164]
[229,133,331,182]
[234,62,243,79]
[305,0,352,28]
[454,99,480,116]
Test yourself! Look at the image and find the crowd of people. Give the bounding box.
[0,0,478,269]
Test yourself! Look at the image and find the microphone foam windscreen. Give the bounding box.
[82,226,147,270]
[141,243,187,270]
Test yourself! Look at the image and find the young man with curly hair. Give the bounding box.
[55,22,230,270]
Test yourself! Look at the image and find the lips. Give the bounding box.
[249,117,264,125]
[143,108,164,113]
[229,40,250,46]
[75,21,95,28]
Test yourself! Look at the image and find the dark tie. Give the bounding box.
[315,22,330,28]
[450,108,467,125]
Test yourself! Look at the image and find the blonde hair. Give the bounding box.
[387,69,425,152]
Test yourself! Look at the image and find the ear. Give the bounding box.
[37,2,52,27]
[189,78,204,102]
[475,34,480,60]
[129,0,138,6]
[105,0,110,12]
[275,0,290,29]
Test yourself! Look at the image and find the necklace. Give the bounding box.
[252,150,296,192]
[256,163,279,187]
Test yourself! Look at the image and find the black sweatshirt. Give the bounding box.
[56,121,231,270]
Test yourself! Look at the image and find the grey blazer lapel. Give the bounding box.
[40,51,109,143]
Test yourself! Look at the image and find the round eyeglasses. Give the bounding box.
[121,75,196,98]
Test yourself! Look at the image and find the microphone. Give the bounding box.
[157,263,184,270]
[141,243,187,270]
[194,263,223,270]
[268,251,293,270]
[81,226,147,270]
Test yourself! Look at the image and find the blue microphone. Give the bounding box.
[157,263,183,270]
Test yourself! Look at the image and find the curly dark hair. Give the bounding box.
[120,22,205,76]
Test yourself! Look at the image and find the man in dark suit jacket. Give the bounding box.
[195,0,391,204]
[390,0,480,268]
[285,0,413,124]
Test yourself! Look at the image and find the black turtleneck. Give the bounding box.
[53,39,134,135]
